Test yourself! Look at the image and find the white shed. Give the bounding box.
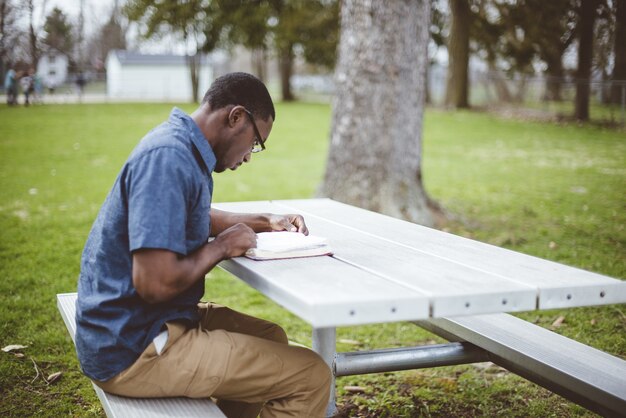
[37,49,69,90]
[106,50,213,101]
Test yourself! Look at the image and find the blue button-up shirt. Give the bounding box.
[75,108,216,381]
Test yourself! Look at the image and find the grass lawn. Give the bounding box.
[0,102,624,417]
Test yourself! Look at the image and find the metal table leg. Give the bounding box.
[312,327,338,418]
[311,325,488,417]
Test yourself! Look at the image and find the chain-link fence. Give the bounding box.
[4,67,625,128]
[428,70,626,127]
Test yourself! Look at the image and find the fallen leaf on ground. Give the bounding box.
[472,361,495,370]
[590,318,597,326]
[549,241,558,250]
[47,371,63,384]
[344,386,367,394]
[551,316,565,328]
[339,339,361,346]
[2,344,27,352]
[14,353,25,358]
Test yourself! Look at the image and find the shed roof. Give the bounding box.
[109,50,210,66]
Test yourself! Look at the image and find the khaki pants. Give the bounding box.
[95,302,332,418]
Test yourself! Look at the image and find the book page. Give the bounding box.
[245,232,332,260]
[254,232,328,252]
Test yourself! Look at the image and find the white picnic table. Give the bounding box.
[214,198,626,416]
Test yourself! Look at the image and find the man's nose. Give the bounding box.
[243,152,251,163]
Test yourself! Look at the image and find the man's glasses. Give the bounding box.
[243,109,266,153]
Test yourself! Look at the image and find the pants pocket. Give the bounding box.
[183,331,233,398]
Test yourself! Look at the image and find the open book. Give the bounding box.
[245,232,333,261]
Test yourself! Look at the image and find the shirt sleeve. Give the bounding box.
[126,147,195,255]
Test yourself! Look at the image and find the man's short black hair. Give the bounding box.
[202,72,275,122]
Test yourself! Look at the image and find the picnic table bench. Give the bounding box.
[57,198,626,417]
[57,293,226,418]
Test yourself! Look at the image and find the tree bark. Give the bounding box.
[320,0,436,227]
[611,0,626,104]
[425,63,431,105]
[279,43,294,101]
[575,0,598,121]
[445,0,470,108]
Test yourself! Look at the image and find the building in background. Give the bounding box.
[37,49,69,91]
[106,50,213,101]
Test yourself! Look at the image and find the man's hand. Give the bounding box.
[214,222,257,257]
[268,214,309,235]
[210,208,309,236]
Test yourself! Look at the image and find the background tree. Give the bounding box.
[321,0,438,226]
[43,7,74,56]
[592,0,614,104]
[217,0,339,101]
[486,1,554,102]
[267,0,338,101]
[427,0,447,104]
[26,0,40,68]
[215,0,272,82]
[575,0,600,121]
[0,0,25,79]
[495,2,536,75]
[471,1,513,102]
[88,2,127,70]
[610,0,625,104]
[97,16,126,65]
[445,0,471,108]
[124,0,223,103]
[294,0,339,70]
[524,0,578,101]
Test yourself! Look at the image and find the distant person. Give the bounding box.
[75,72,86,100]
[32,71,43,104]
[19,70,34,106]
[47,77,57,95]
[4,68,17,105]
[75,72,332,418]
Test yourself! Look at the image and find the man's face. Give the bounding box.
[216,108,273,173]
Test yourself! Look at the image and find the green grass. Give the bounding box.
[0,102,624,417]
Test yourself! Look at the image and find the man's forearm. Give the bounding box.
[133,241,227,304]
[210,208,271,235]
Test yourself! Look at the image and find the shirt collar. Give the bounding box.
[169,107,217,173]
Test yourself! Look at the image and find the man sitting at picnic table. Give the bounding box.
[75,72,332,418]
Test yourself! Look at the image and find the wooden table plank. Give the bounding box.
[215,201,537,317]
[275,199,626,310]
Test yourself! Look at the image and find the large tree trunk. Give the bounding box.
[575,0,598,121]
[320,0,435,226]
[278,44,294,101]
[445,0,470,108]
[611,0,626,104]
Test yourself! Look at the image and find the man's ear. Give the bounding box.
[227,106,245,128]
